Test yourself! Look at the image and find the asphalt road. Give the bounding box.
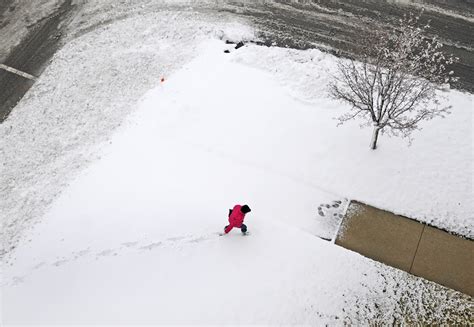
[0,0,473,122]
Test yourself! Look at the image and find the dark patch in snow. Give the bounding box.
[235,41,245,49]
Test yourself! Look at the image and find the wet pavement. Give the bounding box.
[0,0,473,122]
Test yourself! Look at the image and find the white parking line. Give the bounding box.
[0,64,37,80]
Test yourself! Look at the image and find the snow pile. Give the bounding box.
[2,40,472,325]
[0,11,255,258]
[65,0,253,41]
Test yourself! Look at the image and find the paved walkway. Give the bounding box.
[335,201,474,297]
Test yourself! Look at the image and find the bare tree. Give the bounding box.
[329,13,458,150]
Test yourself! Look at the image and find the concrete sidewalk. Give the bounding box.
[335,201,474,296]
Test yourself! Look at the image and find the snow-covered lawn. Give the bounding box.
[1,9,472,325]
[234,46,473,238]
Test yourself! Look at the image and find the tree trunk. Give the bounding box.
[370,125,381,150]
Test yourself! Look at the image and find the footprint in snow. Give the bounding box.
[33,262,46,270]
[96,249,116,257]
[72,249,90,259]
[139,242,162,251]
[121,241,139,248]
[10,276,25,286]
[166,236,187,242]
[315,199,349,240]
[53,258,69,266]
[187,236,208,243]
[317,200,345,218]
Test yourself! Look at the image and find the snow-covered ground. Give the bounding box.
[0,9,255,258]
[1,7,473,326]
[235,45,473,238]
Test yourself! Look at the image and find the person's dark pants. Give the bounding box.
[224,223,247,234]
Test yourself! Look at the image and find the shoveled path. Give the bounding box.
[336,201,474,297]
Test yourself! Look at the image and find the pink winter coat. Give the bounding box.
[228,204,246,227]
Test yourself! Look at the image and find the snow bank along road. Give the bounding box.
[1,3,473,326]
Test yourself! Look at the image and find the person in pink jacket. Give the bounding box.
[224,204,251,234]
